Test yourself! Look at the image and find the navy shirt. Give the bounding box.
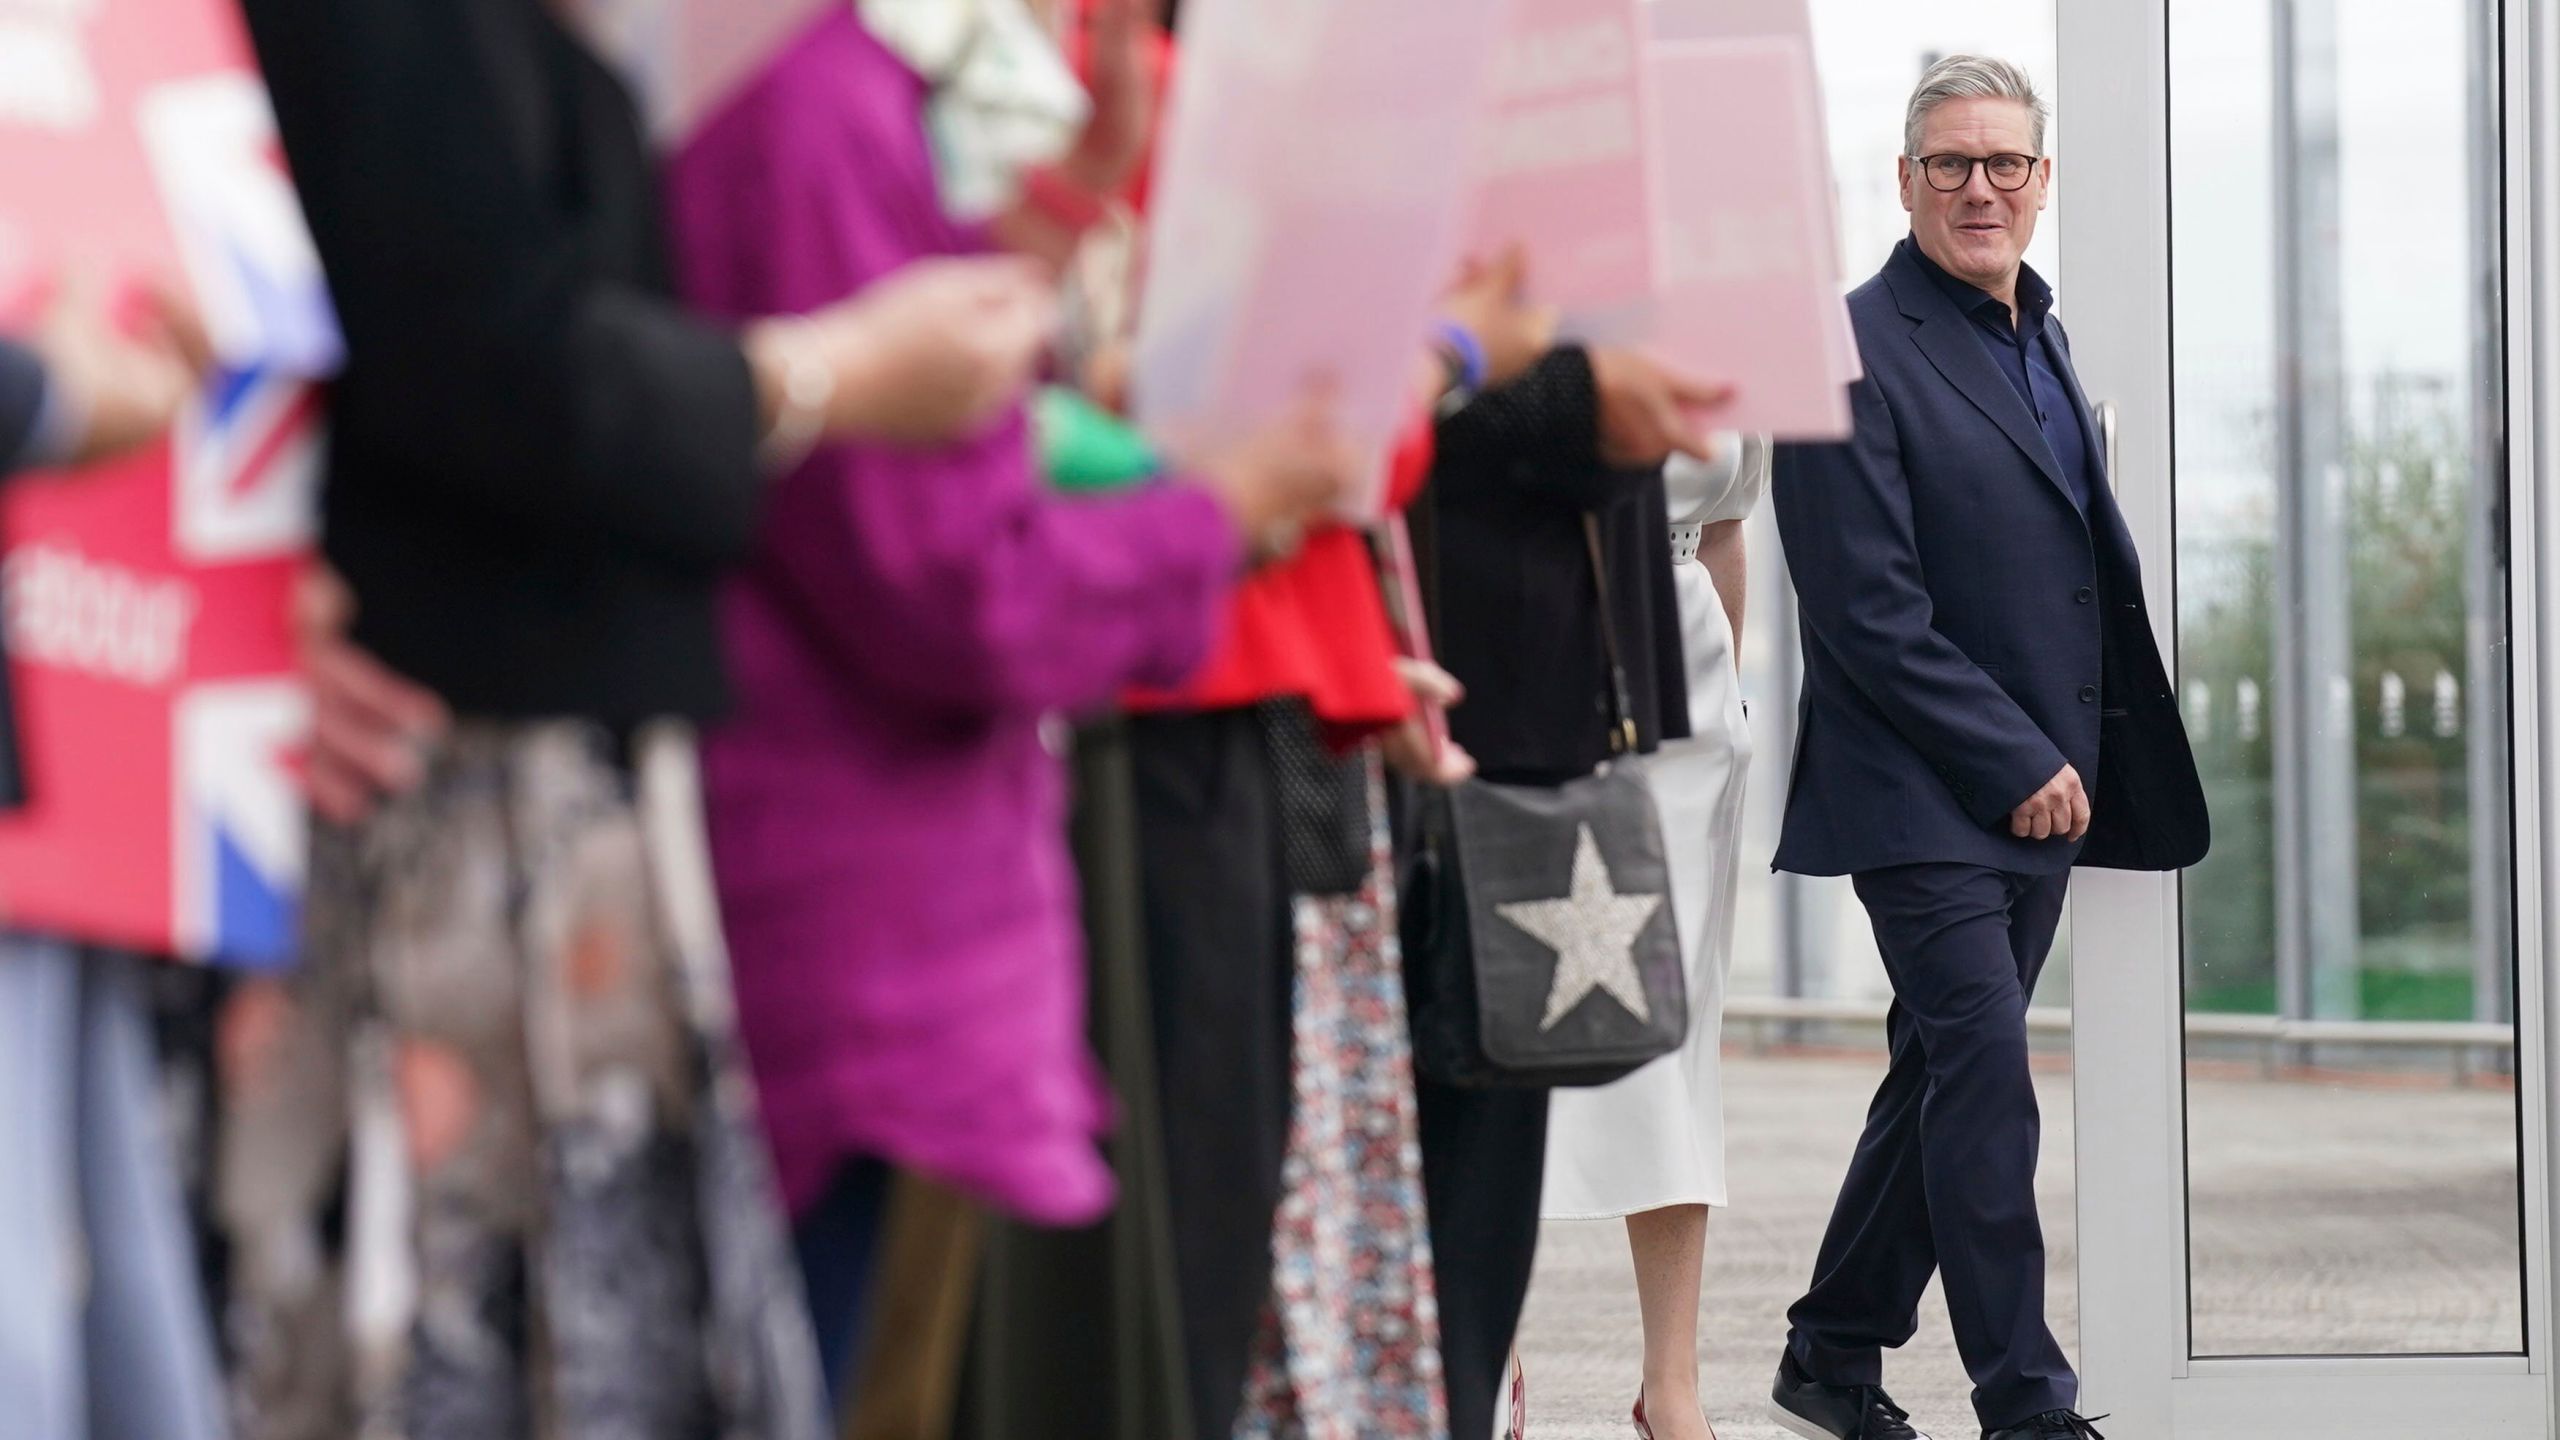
[1910,240,2096,514]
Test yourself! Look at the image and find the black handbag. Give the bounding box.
[1400,514,1688,1089]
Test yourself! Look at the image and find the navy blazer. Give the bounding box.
[1771,240,2208,878]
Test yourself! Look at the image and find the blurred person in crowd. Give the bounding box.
[0,277,219,1440]
[1018,12,1565,1440]
[1199,269,1569,1440]
[1767,56,2203,1440]
[656,0,1357,1420]
[216,0,1071,1434]
[1539,435,1768,1440]
[1416,323,1732,1440]
[1140,387,1493,1440]
[886,5,1546,1437]
[1213,273,1580,1440]
[1082,86,1545,1440]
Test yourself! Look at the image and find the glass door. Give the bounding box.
[2061,0,2554,1432]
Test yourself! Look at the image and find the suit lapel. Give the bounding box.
[1909,311,2078,514]
[1885,245,2078,516]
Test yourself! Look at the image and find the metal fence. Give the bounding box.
[1724,995,2516,1085]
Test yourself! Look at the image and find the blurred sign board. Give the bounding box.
[1131,0,1512,516]
[1460,0,1656,337]
[1644,36,1850,438]
[0,0,336,965]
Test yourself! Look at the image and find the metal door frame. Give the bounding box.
[2058,1,2555,1432]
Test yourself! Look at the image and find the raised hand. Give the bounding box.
[1587,346,1734,468]
[296,566,448,827]
[1438,245,1560,391]
[748,255,1058,455]
[1178,381,1362,560]
[1381,657,1478,788]
[32,271,212,468]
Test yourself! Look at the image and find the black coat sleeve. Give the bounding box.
[1433,345,1662,511]
[0,338,47,478]
[239,0,763,573]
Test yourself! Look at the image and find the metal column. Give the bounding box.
[1765,508,1812,1039]
[2270,0,2363,1025]
[2464,0,2517,1045]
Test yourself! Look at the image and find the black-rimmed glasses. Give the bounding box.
[1911,152,2041,192]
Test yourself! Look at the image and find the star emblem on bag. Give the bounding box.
[1494,825,1666,1030]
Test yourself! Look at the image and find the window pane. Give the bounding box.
[2169,0,2523,1358]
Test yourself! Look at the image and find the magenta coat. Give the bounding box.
[664,12,1238,1225]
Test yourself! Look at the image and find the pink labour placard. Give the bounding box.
[1647,0,1860,385]
[1132,0,1512,517]
[1461,0,1656,331]
[1645,37,1851,440]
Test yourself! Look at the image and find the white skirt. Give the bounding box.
[1539,514,1754,1219]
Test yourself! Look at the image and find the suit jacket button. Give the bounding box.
[2080,684,2099,703]
[2076,586,2094,604]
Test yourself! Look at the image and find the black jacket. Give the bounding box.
[1771,239,2208,877]
[0,337,45,807]
[1425,346,1690,785]
[241,0,764,725]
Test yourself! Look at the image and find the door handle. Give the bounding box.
[2096,400,2120,495]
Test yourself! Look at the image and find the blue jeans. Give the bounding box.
[0,935,226,1440]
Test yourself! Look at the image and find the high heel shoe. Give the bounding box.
[1633,1391,1718,1440]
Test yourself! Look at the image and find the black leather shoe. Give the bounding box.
[1769,1350,1934,1440]
[1984,1411,2109,1440]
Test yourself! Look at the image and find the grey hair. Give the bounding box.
[1903,54,2048,156]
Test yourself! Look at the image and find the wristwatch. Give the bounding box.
[756,320,835,471]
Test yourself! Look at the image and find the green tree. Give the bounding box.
[2176,388,2488,1019]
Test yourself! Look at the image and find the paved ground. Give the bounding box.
[1509,1052,2522,1440]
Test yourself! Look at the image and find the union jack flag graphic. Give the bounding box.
[140,72,343,379]
[0,0,328,967]
[167,365,324,964]
[175,366,326,563]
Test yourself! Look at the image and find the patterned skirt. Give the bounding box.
[217,723,828,1440]
[1234,754,1447,1440]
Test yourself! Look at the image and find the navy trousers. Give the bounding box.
[796,1156,894,1408]
[1786,862,2077,1430]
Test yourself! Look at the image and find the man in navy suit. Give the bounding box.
[1766,56,2209,1440]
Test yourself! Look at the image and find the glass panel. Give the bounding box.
[2169,0,2523,1357]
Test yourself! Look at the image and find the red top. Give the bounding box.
[1126,414,1431,740]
